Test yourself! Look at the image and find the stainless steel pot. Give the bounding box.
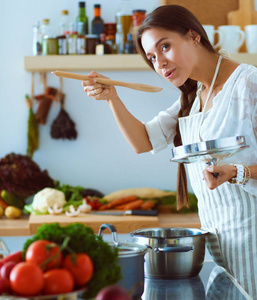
[130,227,208,279]
[98,223,150,299]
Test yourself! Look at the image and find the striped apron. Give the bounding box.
[179,111,257,299]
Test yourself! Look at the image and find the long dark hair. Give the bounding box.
[136,5,217,210]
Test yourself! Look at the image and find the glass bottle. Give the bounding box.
[125,33,135,54]
[77,22,86,54]
[32,21,42,55]
[68,22,77,55]
[92,4,104,39]
[95,33,111,55]
[59,10,70,35]
[116,0,132,52]
[41,19,58,55]
[76,2,88,35]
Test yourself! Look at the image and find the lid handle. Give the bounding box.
[98,223,120,246]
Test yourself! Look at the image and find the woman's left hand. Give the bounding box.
[203,164,237,190]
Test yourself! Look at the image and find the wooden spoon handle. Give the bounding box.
[52,70,162,93]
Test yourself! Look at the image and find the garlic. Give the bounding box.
[65,205,80,217]
[48,203,63,215]
[79,199,92,213]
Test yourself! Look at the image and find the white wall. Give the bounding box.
[0,0,187,195]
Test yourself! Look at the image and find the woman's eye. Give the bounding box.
[161,43,170,52]
[149,55,156,62]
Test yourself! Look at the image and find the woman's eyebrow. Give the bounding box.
[145,37,167,57]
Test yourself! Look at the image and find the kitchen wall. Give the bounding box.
[0,0,188,195]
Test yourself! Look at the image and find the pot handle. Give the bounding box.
[154,245,194,253]
[98,223,120,247]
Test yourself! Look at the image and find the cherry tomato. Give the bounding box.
[25,239,62,270]
[62,253,94,286]
[43,268,74,295]
[10,262,44,296]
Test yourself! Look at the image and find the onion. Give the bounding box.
[96,285,132,300]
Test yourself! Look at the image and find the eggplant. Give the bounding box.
[82,189,104,198]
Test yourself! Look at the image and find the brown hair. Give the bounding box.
[136,5,217,210]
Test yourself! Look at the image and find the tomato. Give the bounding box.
[43,268,74,295]
[0,277,11,294]
[10,262,44,296]
[25,239,62,270]
[62,253,94,286]
[0,261,17,280]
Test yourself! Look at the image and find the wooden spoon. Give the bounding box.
[52,70,163,93]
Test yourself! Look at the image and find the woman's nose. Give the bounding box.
[156,55,168,69]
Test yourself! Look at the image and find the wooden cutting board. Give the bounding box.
[227,0,257,26]
[227,0,257,51]
[28,213,159,234]
[161,0,239,27]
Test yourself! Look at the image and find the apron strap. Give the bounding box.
[199,55,223,141]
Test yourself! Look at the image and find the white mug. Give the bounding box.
[203,25,223,48]
[245,25,257,53]
[218,25,245,53]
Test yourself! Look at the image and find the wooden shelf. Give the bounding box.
[24,54,151,72]
[24,53,257,72]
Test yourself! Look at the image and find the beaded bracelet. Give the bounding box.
[242,163,251,184]
[228,163,247,185]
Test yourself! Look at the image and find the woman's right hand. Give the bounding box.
[81,71,119,101]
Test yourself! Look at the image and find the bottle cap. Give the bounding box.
[79,2,85,8]
[62,10,68,15]
[42,19,49,25]
[94,4,101,8]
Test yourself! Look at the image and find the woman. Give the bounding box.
[82,5,257,298]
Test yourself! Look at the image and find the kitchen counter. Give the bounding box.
[0,212,201,236]
[141,261,249,300]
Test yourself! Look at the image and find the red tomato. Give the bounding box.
[10,262,44,296]
[0,277,11,294]
[62,253,94,286]
[0,261,17,280]
[43,268,74,295]
[25,239,62,270]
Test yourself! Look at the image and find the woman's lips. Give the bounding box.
[164,69,176,79]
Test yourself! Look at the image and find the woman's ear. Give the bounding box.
[187,29,201,44]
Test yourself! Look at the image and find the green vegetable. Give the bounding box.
[54,181,85,202]
[1,190,25,209]
[26,95,39,158]
[22,223,122,298]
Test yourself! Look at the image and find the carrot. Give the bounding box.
[99,195,139,210]
[140,200,156,210]
[114,204,127,210]
[123,199,144,210]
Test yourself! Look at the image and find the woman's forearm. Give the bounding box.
[107,96,153,153]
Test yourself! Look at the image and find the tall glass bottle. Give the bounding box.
[32,21,42,55]
[76,2,88,35]
[92,4,104,39]
[116,0,132,53]
[59,10,70,35]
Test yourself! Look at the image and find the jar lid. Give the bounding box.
[86,34,98,39]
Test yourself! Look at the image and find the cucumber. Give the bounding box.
[1,190,25,209]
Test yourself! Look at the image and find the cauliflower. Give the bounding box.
[32,188,66,213]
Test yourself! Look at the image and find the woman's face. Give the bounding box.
[141,27,199,87]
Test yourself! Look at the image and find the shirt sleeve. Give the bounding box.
[144,98,181,154]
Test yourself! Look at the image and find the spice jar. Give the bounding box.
[132,9,146,30]
[86,34,98,54]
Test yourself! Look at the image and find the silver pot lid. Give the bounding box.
[109,241,150,258]
[130,227,208,239]
[170,136,249,164]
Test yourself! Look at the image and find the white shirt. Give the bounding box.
[145,63,257,197]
